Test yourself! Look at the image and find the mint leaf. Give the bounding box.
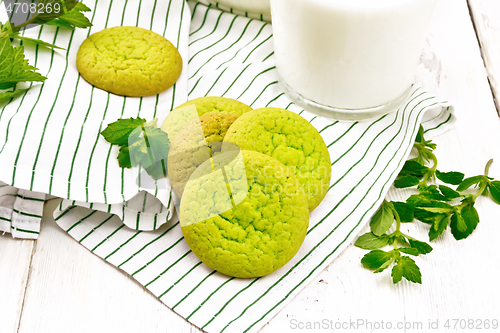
[457,175,486,191]
[394,175,420,189]
[488,181,500,204]
[398,247,419,256]
[450,203,479,240]
[101,118,146,146]
[370,201,394,236]
[0,38,47,88]
[355,233,391,250]
[391,256,422,284]
[361,250,393,270]
[439,185,461,200]
[392,201,414,222]
[429,214,448,241]
[398,160,428,178]
[408,238,433,254]
[436,170,464,185]
[117,146,131,168]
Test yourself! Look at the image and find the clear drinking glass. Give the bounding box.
[270,0,438,121]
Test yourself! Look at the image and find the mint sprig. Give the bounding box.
[356,126,500,284]
[101,118,170,179]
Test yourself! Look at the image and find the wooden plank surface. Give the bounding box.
[469,0,500,113]
[17,199,198,333]
[1,0,500,332]
[0,236,34,333]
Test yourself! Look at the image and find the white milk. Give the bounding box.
[205,0,271,19]
[271,0,437,111]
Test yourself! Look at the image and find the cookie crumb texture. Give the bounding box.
[224,108,332,211]
[161,96,252,140]
[168,112,240,197]
[76,26,182,97]
[180,150,309,278]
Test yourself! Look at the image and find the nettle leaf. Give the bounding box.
[394,175,420,189]
[417,185,448,201]
[429,214,449,241]
[392,201,414,222]
[370,201,395,236]
[488,181,500,204]
[408,238,433,254]
[361,250,394,271]
[457,175,486,192]
[436,170,464,185]
[398,160,428,178]
[0,88,29,103]
[439,185,461,201]
[0,38,47,86]
[355,233,391,250]
[391,256,422,284]
[415,125,424,143]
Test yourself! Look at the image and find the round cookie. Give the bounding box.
[168,112,240,197]
[76,26,182,97]
[161,96,252,140]
[223,107,331,211]
[180,150,309,278]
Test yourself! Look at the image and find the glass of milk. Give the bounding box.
[270,0,438,121]
[201,0,272,21]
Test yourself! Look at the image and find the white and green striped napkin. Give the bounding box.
[1,1,455,332]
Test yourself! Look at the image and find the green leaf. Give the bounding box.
[42,1,92,29]
[398,247,419,256]
[100,118,146,146]
[439,185,461,201]
[428,214,448,241]
[13,35,64,50]
[488,181,500,204]
[414,208,448,225]
[355,233,391,250]
[415,125,424,143]
[0,38,47,87]
[398,160,428,178]
[361,250,393,270]
[374,256,396,273]
[57,10,93,28]
[457,175,486,192]
[450,203,479,240]
[144,160,168,179]
[436,170,464,185]
[0,88,28,103]
[394,175,420,189]
[369,201,395,236]
[392,201,414,222]
[391,256,422,284]
[117,146,132,168]
[408,185,447,204]
[408,238,433,254]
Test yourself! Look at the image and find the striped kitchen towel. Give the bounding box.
[1,1,455,333]
[0,0,190,234]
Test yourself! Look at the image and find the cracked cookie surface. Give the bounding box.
[168,112,240,197]
[180,150,309,278]
[223,108,332,211]
[76,26,182,97]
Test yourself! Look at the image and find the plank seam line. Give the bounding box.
[16,240,38,333]
[466,0,499,116]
